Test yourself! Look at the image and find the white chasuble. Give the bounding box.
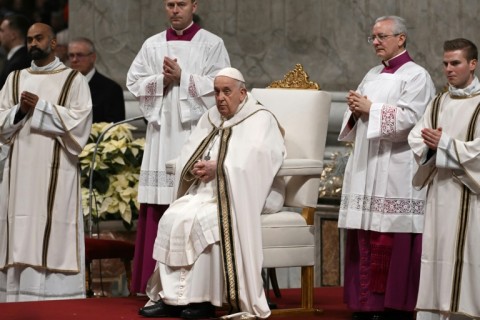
[409,90,480,319]
[338,62,435,233]
[127,29,230,204]
[149,95,285,319]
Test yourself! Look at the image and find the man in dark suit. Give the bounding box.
[68,37,125,123]
[0,14,31,89]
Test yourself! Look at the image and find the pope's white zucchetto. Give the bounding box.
[215,67,245,83]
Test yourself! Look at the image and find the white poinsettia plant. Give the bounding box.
[79,122,145,228]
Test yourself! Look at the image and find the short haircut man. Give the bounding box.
[0,14,31,89]
[69,36,125,123]
[338,15,435,319]
[126,0,230,295]
[409,38,480,319]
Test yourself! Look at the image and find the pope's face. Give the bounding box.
[443,49,477,89]
[164,0,197,30]
[214,76,247,119]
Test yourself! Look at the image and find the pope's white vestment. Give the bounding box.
[338,61,435,233]
[409,78,480,320]
[126,28,230,205]
[147,94,285,319]
[0,58,92,302]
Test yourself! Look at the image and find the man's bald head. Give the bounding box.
[27,23,57,65]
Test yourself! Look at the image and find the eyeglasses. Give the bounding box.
[367,33,400,44]
[68,52,93,60]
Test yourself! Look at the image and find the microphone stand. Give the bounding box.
[87,116,144,238]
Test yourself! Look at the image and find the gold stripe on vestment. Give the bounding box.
[42,141,61,267]
[431,92,445,130]
[12,70,20,105]
[449,101,480,312]
[50,70,84,152]
[41,70,79,268]
[216,127,240,313]
[3,70,22,264]
[58,70,78,106]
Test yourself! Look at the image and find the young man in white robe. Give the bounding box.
[338,15,435,320]
[409,38,480,320]
[0,23,92,302]
[126,0,230,295]
[138,67,285,319]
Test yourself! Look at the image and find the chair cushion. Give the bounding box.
[261,211,307,226]
[84,238,135,262]
[261,211,315,267]
[277,158,323,176]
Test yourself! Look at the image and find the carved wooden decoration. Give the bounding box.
[268,64,320,90]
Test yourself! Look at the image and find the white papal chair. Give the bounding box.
[251,64,331,315]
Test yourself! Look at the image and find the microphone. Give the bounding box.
[87,116,144,238]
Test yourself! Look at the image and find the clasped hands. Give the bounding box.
[421,127,442,150]
[19,91,39,114]
[347,90,372,118]
[163,56,181,87]
[191,160,217,183]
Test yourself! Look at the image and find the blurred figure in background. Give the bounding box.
[69,36,125,123]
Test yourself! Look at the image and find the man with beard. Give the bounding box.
[0,23,92,302]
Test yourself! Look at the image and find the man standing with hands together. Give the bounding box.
[126,0,230,296]
[338,15,435,320]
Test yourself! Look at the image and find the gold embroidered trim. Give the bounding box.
[431,92,446,129]
[12,70,21,105]
[42,141,61,267]
[268,64,320,90]
[58,70,78,106]
[216,127,240,312]
[27,67,69,75]
[51,70,84,152]
[449,101,480,312]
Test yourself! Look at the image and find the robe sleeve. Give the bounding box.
[438,132,480,194]
[177,39,230,124]
[338,110,358,142]
[367,70,435,141]
[29,73,92,156]
[126,40,166,124]
[408,100,438,189]
[0,72,27,144]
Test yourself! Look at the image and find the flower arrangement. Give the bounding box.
[79,122,145,228]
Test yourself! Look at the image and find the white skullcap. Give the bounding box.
[216,67,245,83]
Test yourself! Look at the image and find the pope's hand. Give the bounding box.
[192,160,217,183]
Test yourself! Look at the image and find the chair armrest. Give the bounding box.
[277,158,323,176]
[166,159,176,175]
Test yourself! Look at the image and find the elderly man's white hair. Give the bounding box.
[375,15,408,47]
[216,67,245,83]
